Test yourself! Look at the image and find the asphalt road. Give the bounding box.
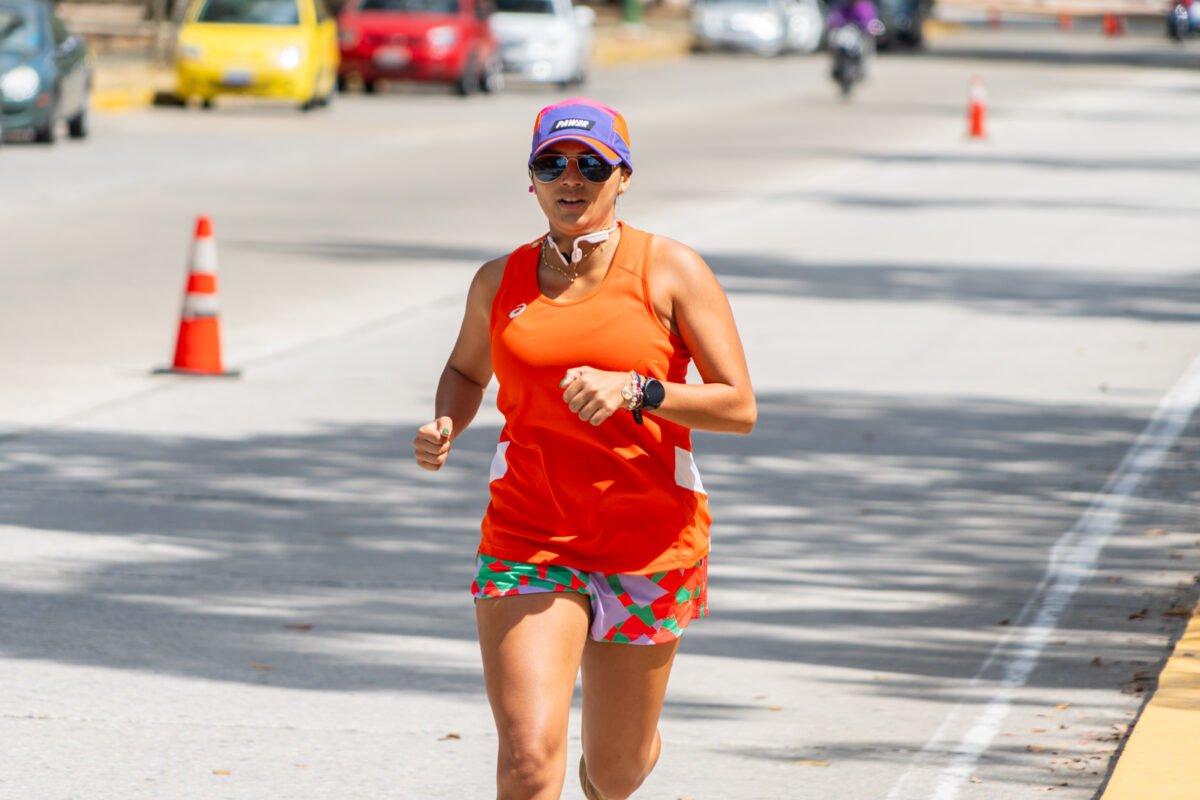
[3,28,1200,799]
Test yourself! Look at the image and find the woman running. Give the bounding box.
[413,98,756,800]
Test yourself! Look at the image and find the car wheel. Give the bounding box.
[336,73,348,93]
[68,105,88,139]
[34,102,57,144]
[479,56,503,94]
[362,77,377,94]
[201,97,215,110]
[455,55,478,96]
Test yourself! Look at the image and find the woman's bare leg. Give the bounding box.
[476,593,590,800]
[579,638,681,800]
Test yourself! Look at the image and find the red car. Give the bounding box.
[337,0,502,95]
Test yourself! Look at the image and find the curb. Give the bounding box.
[593,24,690,67]
[1099,604,1200,799]
[92,86,158,113]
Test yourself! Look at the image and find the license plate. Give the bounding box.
[221,69,253,87]
[373,45,411,68]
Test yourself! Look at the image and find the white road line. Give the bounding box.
[886,354,1200,800]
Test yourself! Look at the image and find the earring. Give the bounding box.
[528,185,534,193]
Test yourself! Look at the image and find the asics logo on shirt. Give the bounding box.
[509,303,527,318]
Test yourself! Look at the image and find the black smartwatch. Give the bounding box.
[641,378,665,411]
[632,377,664,426]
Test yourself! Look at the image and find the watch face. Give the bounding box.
[643,378,665,409]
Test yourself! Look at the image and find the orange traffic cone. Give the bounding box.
[157,215,239,377]
[967,76,987,139]
[1102,13,1124,35]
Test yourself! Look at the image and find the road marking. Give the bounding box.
[886,354,1200,800]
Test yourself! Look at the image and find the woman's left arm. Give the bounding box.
[559,238,756,433]
[648,238,756,434]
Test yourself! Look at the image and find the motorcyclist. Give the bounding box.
[826,0,884,35]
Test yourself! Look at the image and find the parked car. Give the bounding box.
[490,0,592,87]
[874,0,926,48]
[0,0,91,143]
[336,0,502,96]
[689,0,825,56]
[174,0,340,110]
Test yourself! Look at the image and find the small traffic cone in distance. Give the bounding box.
[1102,13,1124,35]
[156,215,239,377]
[967,76,987,139]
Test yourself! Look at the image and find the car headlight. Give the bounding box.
[177,42,204,61]
[427,25,458,49]
[1,65,40,103]
[277,45,304,69]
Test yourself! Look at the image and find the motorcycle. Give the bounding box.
[829,25,867,97]
[826,0,882,98]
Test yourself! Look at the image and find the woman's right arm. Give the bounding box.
[413,257,506,472]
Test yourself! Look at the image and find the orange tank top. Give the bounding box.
[480,223,711,575]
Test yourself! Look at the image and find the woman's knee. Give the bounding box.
[497,729,567,792]
[581,748,653,800]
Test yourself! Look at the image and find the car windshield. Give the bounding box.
[359,0,460,12]
[196,0,300,25]
[0,5,42,53]
[495,0,554,13]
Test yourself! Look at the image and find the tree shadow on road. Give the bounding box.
[704,252,1200,324]
[1,389,1194,709]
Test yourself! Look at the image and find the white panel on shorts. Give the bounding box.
[674,446,706,495]
[490,441,510,482]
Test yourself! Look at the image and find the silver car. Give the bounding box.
[490,0,594,86]
[690,0,825,56]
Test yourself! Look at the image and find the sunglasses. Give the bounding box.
[530,153,616,184]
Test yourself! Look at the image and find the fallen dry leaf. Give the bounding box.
[969,776,983,784]
[1090,657,1103,667]
[1164,607,1193,618]
[793,760,831,768]
[1143,528,1168,537]
[1128,609,1149,621]
[1170,552,1186,561]
[251,663,273,672]
[767,706,784,712]
[439,732,461,741]
[212,769,231,776]
[1055,703,1071,711]
[1028,745,1047,753]
[285,623,314,632]
[1031,728,1048,734]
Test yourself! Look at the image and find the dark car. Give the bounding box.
[0,0,91,143]
[874,0,927,49]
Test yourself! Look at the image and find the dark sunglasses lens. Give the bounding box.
[532,156,567,182]
[578,156,615,182]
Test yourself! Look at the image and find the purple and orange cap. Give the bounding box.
[529,98,633,173]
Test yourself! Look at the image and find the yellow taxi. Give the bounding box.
[175,0,339,109]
